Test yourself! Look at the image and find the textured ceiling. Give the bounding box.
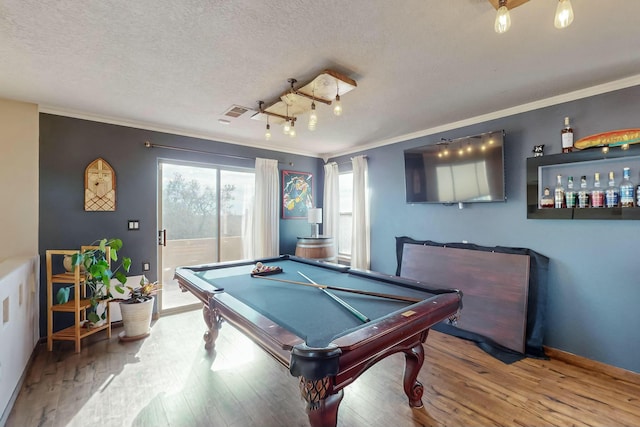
[1,0,640,158]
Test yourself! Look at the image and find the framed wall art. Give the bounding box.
[85,157,116,211]
[282,170,313,219]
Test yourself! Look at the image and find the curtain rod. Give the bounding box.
[144,141,288,164]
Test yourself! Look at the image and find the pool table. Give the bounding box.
[174,255,462,427]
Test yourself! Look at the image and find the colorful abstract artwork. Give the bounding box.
[282,170,313,219]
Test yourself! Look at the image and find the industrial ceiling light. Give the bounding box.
[554,0,574,29]
[252,70,356,138]
[494,0,511,34]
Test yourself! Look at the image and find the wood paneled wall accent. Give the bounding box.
[400,244,530,353]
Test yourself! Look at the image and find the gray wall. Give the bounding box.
[331,85,640,373]
[39,114,323,334]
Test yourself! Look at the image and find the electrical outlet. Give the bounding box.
[142,262,150,271]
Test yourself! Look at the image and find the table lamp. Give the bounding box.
[307,208,322,238]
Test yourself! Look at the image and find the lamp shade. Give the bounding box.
[307,208,322,224]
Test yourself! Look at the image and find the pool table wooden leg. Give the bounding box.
[403,342,425,408]
[202,305,222,350]
[299,377,344,427]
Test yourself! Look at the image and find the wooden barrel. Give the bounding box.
[295,237,336,262]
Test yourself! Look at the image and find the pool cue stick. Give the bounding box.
[298,272,370,323]
[251,275,422,303]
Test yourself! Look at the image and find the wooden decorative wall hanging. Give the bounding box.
[84,158,116,211]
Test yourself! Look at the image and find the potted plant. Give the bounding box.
[71,238,132,326]
[117,276,160,340]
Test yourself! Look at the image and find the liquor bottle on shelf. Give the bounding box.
[554,175,565,208]
[565,176,577,208]
[577,175,590,208]
[540,187,554,208]
[561,117,574,153]
[619,167,635,207]
[605,171,619,208]
[590,172,605,208]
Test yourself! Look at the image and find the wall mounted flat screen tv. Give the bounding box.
[404,130,505,204]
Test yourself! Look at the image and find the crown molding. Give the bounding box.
[39,73,640,161]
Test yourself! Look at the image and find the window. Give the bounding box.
[160,161,256,311]
[338,172,353,259]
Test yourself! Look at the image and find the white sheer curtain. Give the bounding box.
[250,158,279,259]
[351,155,370,270]
[322,162,339,239]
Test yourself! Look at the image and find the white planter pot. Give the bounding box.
[119,297,154,340]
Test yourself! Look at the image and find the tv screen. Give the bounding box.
[404,130,505,204]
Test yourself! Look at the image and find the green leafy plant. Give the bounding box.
[121,275,160,304]
[71,238,132,324]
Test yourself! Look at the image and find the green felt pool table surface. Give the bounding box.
[191,258,443,347]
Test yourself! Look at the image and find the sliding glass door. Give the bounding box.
[158,160,254,313]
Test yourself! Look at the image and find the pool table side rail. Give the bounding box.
[331,292,462,350]
[311,291,462,392]
[348,267,462,296]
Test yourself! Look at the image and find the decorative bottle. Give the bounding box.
[554,175,565,208]
[619,167,635,207]
[561,117,574,153]
[577,175,590,208]
[565,176,577,208]
[605,171,619,208]
[590,173,604,208]
[540,187,554,208]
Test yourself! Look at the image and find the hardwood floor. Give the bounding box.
[7,308,640,427]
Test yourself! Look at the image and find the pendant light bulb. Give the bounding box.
[333,94,342,116]
[289,120,296,138]
[265,123,271,141]
[494,0,511,34]
[283,105,291,134]
[308,102,317,131]
[554,0,574,29]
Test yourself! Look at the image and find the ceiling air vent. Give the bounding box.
[223,105,251,118]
